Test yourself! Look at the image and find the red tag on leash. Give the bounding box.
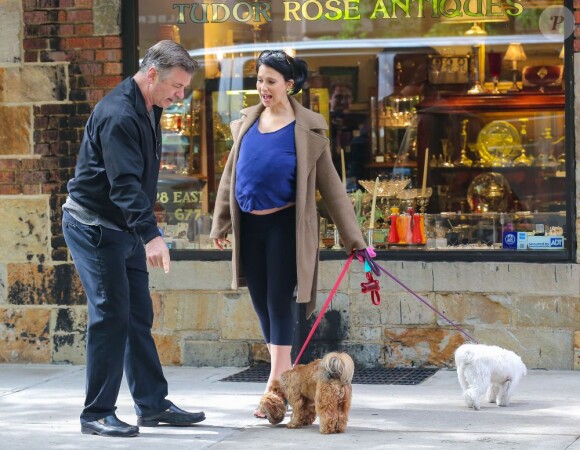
[361,272,381,305]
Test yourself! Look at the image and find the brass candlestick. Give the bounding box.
[513,118,533,166]
[416,188,433,214]
[454,119,473,167]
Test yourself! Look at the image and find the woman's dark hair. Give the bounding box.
[256,50,308,95]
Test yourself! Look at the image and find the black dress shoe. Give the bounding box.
[137,404,206,427]
[81,414,139,437]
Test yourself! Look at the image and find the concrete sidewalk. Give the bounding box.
[0,364,578,449]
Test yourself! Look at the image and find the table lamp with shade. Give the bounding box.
[504,43,527,92]
[443,0,509,94]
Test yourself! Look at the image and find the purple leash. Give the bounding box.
[356,249,479,344]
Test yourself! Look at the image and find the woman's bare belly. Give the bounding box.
[249,202,296,215]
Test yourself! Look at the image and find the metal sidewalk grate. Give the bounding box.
[220,364,438,385]
[353,367,438,385]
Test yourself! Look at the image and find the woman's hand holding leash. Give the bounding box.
[356,247,381,305]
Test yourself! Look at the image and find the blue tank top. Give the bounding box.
[235,120,297,213]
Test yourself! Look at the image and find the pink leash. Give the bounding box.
[293,249,478,367]
[293,253,355,366]
[377,261,479,343]
[358,249,479,344]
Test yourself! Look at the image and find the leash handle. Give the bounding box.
[356,248,380,276]
[361,272,381,305]
[293,253,355,366]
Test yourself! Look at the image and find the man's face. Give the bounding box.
[148,67,192,109]
[330,85,352,112]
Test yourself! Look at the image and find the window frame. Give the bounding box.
[122,0,576,263]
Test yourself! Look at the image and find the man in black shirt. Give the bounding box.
[63,40,205,437]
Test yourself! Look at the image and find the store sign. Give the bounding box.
[173,2,271,23]
[172,0,524,24]
[157,189,203,222]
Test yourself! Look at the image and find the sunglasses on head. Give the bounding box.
[258,50,291,66]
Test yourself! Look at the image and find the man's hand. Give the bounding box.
[145,236,170,273]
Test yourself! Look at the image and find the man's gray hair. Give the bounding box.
[139,40,199,78]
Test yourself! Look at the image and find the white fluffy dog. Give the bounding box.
[454,343,527,411]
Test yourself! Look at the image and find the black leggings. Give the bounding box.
[240,206,297,346]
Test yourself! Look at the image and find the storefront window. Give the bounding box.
[135,0,571,258]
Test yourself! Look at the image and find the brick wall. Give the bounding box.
[0,0,121,363]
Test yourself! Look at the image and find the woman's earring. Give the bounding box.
[286,85,294,95]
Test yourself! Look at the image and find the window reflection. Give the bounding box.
[138,0,568,253]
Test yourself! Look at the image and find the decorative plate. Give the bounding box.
[476,120,521,166]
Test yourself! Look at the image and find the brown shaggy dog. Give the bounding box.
[258,352,354,434]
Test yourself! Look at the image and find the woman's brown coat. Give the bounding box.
[210,96,366,318]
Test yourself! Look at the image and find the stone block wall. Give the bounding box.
[0,0,121,363]
[146,260,580,370]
